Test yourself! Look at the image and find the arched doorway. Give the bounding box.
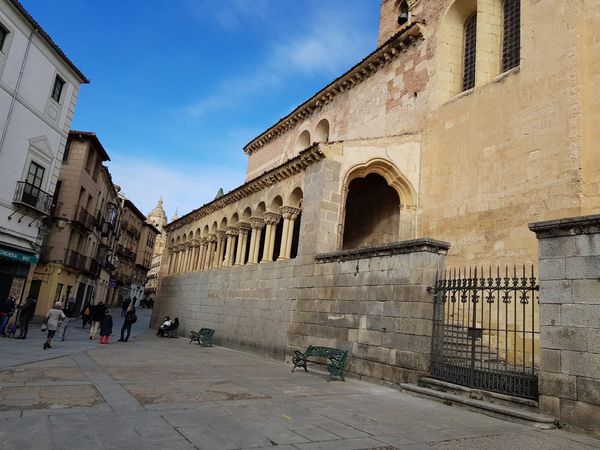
[342,173,401,249]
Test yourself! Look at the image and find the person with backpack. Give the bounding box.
[80,303,92,328]
[99,308,113,344]
[120,297,131,317]
[118,306,137,342]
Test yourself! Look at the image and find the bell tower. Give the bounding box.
[378,0,416,46]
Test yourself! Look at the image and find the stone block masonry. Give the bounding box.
[155,239,448,385]
[530,214,600,438]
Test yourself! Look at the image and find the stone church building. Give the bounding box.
[155,0,599,390]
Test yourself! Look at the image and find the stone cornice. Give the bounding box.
[315,239,450,263]
[529,215,600,239]
[243,23,424,155]
[166,144,325,233]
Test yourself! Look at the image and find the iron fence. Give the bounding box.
[431,265,539,399]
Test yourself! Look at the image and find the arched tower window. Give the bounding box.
[462,13,477,92]
[502,0,520,71]
[342,174,400,250]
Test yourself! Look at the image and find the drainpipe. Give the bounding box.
[0,27,37,157]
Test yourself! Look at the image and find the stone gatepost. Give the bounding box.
[529,215,600,437]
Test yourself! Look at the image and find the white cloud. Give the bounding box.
[185,3,374,118]
[180,0,272,31]
[107,153,245,220]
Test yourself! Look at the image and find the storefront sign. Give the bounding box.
[0,245,38,265]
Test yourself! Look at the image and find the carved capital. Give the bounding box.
[237,222,252,232]
[250,217,266,230]
[264,212,282,226]
[226,226,239,237]
[280,206,301,220]
[215,230,226,240]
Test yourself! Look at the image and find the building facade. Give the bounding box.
[29,131,119,315]
[0,0,88,304]
[144,197,168,300]
[115,196,158,305]
[154,0,598,415]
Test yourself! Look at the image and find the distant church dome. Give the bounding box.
[148,197,168,230]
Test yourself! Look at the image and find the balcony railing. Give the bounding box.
[73,206,96,231]
[121,220,140,239]
[64,249,87,272]
[116,244,136,261]
[13,181,53,215]
[87,258,102,278]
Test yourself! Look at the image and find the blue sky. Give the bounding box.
[23,0,380,219]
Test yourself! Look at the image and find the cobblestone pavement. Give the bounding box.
[0,313,599,450]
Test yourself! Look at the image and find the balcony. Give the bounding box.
[64,249,87,272]
[121,220,140,239]
[116,244,136,261]
[13,181,53,215]
[86,258,102,278]
[73,206,96,231]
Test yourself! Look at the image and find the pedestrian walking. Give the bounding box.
[89,302,106,340]
[0,291,17,337]
[118,306,137,342]
[16,294,37,339]
[80,303,92,328]
[43,302,66,349]
[99,309,113,344]
[120,297,131,317]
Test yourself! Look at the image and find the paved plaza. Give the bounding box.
[0,311,598,450]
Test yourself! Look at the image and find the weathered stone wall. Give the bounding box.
[530,215,600,437]
[154,239,447,385]
[290,241,447,384]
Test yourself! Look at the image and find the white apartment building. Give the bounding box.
[0,0,88,302]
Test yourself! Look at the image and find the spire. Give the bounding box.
[171,208,179,222]
[215,188,224,200]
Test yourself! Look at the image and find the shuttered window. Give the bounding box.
[462,14,477,91]
[502,0,521,71]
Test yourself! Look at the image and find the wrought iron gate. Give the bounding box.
[430,266,539,399]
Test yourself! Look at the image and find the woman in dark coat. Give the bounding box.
[99,309,113,344]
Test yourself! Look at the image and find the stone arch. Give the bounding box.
[341,159,417,249]
[269,195,283,212]
[287,187,303,208]
[230,212,239,225]
[203,225,209,236]
[242,207,252,221]
[219,217,228,229]
[434,0,477,103]
[255,202,266,218]
[313,119,330,143]
[295,130,311,152]
[211,221,218,232]
[195,228,201,239]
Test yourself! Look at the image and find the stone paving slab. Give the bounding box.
[0,312,599,449]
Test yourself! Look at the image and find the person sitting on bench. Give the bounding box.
[156,316,172,336]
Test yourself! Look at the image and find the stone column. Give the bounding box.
[235,222,251,265]
[224,227,239,268]
[247,217,265,265]
[183,244,191,272]
[529,215,600,436]
[262,212,281,262]
[204,236,216,271]
[197,238,208,271]
[175,247,182,273]
[166,249,174,275]
[278,206,301,260]
[214,231,226,269]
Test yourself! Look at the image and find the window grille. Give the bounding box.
[462,14,477,92]
[503,0,521,71]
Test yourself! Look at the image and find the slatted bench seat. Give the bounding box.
[292,345,349,381]
[189,328,215,346]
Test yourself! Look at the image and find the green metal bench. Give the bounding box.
[292,345,349,381]
[189,328,215,347]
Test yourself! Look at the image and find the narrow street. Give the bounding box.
[0,312,598,450]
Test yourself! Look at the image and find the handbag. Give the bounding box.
[41,323,47,332]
